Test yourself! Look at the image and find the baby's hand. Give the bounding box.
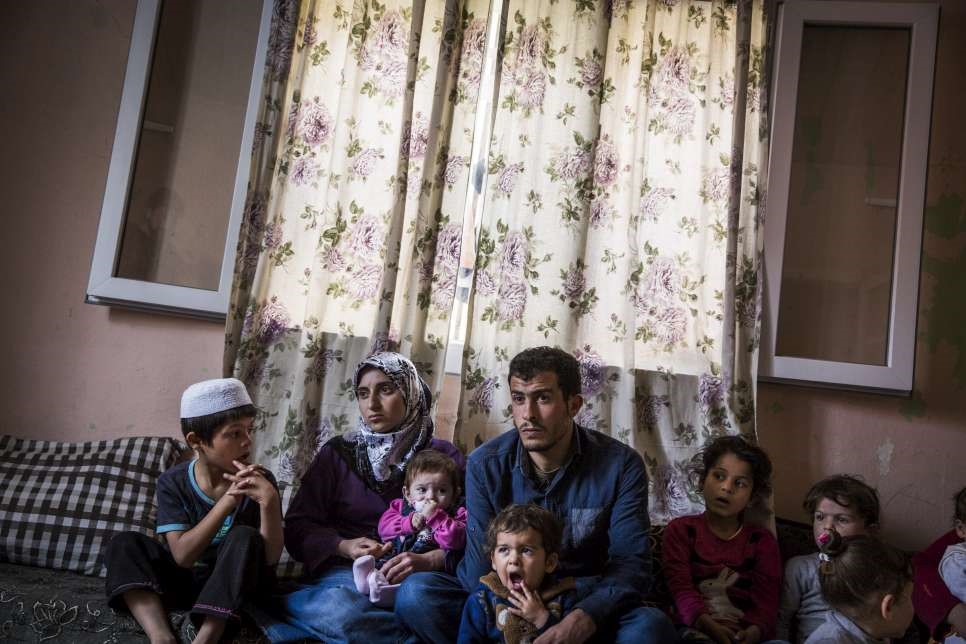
[507,584,550,630]
[419,499,439,519]
[411,512,426,530]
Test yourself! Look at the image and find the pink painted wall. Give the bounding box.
[759,1,966,551]
[0,2,223,442]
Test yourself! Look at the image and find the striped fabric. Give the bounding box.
[0,435,186,577]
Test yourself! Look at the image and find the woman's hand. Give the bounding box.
[381,549,446,583]
[337,537,392,560]
[695,614,739,644]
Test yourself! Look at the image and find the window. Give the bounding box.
[86,0,272,319]
[760,1,938,393]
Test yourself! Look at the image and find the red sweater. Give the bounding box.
[662,514,782,638]
[913,530,961,638]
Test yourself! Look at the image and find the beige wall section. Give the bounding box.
[759,0,966,552]
[0,2,223,442]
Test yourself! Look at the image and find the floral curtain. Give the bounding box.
[454,0,772,524]
[225,0,491,482]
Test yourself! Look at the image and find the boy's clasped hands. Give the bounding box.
[222,460,278,508]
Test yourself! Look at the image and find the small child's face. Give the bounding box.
[702,452,754,520]
[812,497,870,546]
[404,471,454,512]
[193,417,254,472]
[490,527,557,593]
[955,520,966,541]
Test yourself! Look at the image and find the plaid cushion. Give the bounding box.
[0,435,186,577]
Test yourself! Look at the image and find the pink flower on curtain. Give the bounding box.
[430,268,457,312]
[575,346,605,397]
[348,215,385,260]
[553,149,592,181]
[497,279,527,321]
[497,162,525,195]
[581,58,603,88]
[370,329,401,354]
[298,99,333,146]
[458,19,487,99]
[321,247,347,272]
[476,269,497,296]
[351,148,382,179]
[718,75,736,109]
[474,376,498,414]
[651,46,691,97]
[402,115,430,160]
[643,257,680,301]
[256,297,291,346]
[638,394,670,430]
[651,304,689,345]
[698,373,725,411]
[638,187,674,223]
[516,69,547,110]
[306,348,340,384]
[590,197,614,229]
[435,223,463,267]
[700,167,732,204]
[652,463,692,518]
[443,155,466,186]
[516,25,544,68]
[367,10,408,56]
[659,93,696,138]
[348,264,383,300]
[285,102,300,138]
[263,221,283,250]
[500,231,527,274]
[289,157,318,186]
[561,263,587,301]
[593,140,619,186]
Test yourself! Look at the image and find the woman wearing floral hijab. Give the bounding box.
[268,352,464,643]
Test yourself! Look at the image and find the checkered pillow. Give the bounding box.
[0,434,186,577]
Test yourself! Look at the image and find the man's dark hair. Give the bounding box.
[508,346,580,400]
[694,434,773,508]
[484,504,563,557]
[803,475,880,528]
[181,405,257,445]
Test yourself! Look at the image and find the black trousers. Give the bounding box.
[104,526,274,623]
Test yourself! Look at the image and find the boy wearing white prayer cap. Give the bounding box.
[104,378,283,644]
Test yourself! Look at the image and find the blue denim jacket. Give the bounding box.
[457,423,652,625]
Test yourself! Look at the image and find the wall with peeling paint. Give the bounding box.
[759,1,966,551]
[0,2,222,442]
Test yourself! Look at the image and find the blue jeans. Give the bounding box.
[395,571,466,643]
[262,564,408,644]
[396,571,679,643]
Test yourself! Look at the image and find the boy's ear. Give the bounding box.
[879,592,896,621]
[184,431,203,450]
[545,552,559,574]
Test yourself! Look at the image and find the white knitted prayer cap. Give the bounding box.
[180,378,253,419]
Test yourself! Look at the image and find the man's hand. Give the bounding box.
[381,549,445,584]
[733,624,761,643]
[533,608,596,644]
[507,584,550,630]
[947,603,966,638]
[694,614,738,644]
[337,537,392,560]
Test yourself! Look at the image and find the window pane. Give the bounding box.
[114,0,262,290]
[775,25,910,366]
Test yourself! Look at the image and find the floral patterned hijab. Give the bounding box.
[339,352,434,494]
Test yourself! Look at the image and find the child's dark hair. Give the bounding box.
[404,449,461,492]
[954,486,966,524]
[181,405,257,445]
[484,504,562,557]
[694,434,773,507]
[817,531,912,617]
[803,474,880,527]
[508,347,580,400]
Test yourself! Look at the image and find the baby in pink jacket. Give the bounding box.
[353,449,467,606]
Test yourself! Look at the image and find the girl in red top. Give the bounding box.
[663,435,783,644]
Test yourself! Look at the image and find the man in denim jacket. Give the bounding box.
[397,347,676,643]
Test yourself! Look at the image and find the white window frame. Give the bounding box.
[760,0,938,393]
[86,0,272,320]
